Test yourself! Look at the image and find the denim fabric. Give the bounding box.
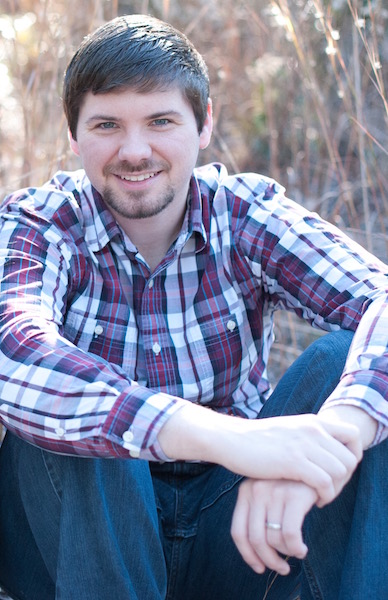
[150,460,301,600]
[0,330,386,599]
[0,441,166,600]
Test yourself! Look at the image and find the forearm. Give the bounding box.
[0,314,182,459]
[158,403,361,505]
[157,402,261,466]
[322,295,388,448]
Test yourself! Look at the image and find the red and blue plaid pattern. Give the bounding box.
[0,163,387,459]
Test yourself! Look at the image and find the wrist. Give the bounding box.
[319,404,378,449]
[157,402,259,469]
[157,402,230,463]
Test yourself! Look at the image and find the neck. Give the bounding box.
[115,206,186,272]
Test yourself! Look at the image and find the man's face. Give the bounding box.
[69,86,212,221]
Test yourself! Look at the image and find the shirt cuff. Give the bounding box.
[321,373,388,447]
[101,386,188,461]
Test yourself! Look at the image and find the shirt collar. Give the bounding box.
[185,173,208,253]
[80,182,124,252]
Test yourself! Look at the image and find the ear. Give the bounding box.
[199,99,213,150]
[68,129,80,156]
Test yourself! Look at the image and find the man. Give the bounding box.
[0,13,387,600]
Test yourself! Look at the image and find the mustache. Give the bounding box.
[103,160,164,175]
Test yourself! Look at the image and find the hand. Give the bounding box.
[231,478,317,576]
[216,412,362,506]
[318,404,376,451]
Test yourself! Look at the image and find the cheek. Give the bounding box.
[83,149,114,179]
[167,136,199,166]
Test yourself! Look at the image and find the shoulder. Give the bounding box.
[193,163,305,224]
[194,163,286,205]
[2,169,90,215]
[1,169,93,232]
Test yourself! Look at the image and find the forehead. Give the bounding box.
[78,85,194,120]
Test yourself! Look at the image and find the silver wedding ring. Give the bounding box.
[265,521,282,531]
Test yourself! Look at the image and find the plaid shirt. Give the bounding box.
[0,163,387,460]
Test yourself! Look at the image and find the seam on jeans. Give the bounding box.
[201,472,243,511]
[40,451,63,502]
[166,530,185,599]
[303,557,323,600]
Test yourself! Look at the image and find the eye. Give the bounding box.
[98,122,117,130]
[152,118,171,127]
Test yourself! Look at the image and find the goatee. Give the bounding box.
[102,185,175,220]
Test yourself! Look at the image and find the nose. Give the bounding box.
[117,129,153,164]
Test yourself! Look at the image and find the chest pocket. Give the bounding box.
[63,309,138,372]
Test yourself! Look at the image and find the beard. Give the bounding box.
[102,184,175,220]
[101,160,175,220]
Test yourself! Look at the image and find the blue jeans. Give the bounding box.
[0,330,387,599]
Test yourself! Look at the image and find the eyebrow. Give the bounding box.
[85,110,184,126]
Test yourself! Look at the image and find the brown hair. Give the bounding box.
[63,14,210,139]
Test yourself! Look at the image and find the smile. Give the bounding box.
[119,172,157,182]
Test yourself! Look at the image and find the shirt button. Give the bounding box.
[152,342,161,355]
[122,430,134,443]
[227,319,236,332]
[94,324,104,336]
[55,427,65,437]
[148,279,154,289]
[129,449,140,458]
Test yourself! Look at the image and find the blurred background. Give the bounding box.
[0,0,387,375]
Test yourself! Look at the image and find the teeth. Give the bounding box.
[120,172,156,182]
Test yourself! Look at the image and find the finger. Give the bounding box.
[265,495,306,561]
[310,442,357,479]
[247,501,291,576]
[231,492,266,574]
[249,520,291,576]
[264,521,292,562]
[289,441,359,505]
[281,495,311,559]
[290,461,335,506]
[320,419,363,461]
[308,444,359,505]
[319,434,360,474]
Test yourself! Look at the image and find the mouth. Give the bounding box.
[119,172,158,182]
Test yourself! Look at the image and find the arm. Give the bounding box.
[0,193,185,460]
[229,407,377,576]
[238,183,388,445]
[318,295,388,447]
[319,405,378,449]
[158,401,362,505]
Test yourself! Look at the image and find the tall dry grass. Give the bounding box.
[0,0,387,377]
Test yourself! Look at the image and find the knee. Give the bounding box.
[311,329,354,373]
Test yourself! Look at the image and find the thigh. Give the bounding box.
[0,432,166,600]
[302,437,388,600]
